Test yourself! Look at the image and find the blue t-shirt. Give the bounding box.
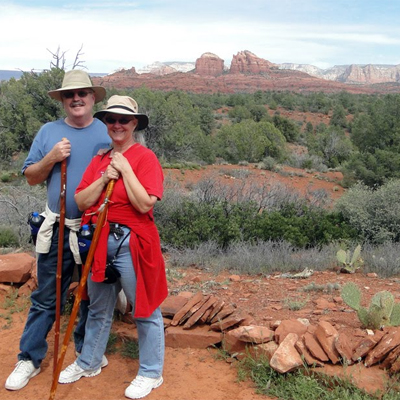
[22,118,111,218]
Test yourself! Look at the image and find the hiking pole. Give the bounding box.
[49,179,116,400]
[54,153,67,373]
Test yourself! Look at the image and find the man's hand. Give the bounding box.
[51,139,71,162]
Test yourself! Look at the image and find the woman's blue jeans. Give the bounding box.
[77,226,165,378]
[18,225,87,369]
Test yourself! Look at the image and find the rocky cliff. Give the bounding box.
[92,50,400,94]
[229,50,276,74]
[194,52,225,76]
[280,62,400,84]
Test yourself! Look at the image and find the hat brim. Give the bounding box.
[94,109,149,131]
[48,86,106,104]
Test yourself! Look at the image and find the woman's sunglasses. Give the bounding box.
[61,90,93,99]
[104,116,134,125]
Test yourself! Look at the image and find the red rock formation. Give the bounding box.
[91,51,400,95]
[195,52,224,76]
[230,50,276,74]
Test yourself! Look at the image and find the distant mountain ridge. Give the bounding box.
[134,57,400,85]
[93,50,400,95]
[279,63,400,84]
[2,50,400,90]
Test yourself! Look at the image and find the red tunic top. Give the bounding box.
[76,144,168,318]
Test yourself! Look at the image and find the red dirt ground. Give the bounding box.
[1,164,398,400]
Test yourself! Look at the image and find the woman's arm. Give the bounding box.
[74,165,119,211]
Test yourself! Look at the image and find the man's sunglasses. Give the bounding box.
[104,116,134,125]
[62,90,93,99]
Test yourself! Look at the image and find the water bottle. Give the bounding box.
[28,211,45,245]
[78,224,93,264]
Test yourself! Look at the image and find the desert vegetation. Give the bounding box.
[2,67,400,399]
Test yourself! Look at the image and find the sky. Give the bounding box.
[1,0,400,74]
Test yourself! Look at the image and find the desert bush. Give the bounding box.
[167,240,337,275]
[362,241,400,278]
[287,152,328,172]
[0,183,46,247]
[247,205,356,248]
[0,225,19,248]
[335,179,400,243]
[214,120,286,163]
[257,156,278,171]
[157,176,356,249]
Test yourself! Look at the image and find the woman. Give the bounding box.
[59,95,168,400]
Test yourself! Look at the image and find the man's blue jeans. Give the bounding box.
[18,225,87,368]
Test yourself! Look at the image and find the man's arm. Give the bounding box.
[24,139,71,186]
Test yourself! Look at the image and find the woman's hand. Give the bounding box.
[102,164,119,184]
[110,152,131,175]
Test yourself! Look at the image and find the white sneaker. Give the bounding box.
[5,360,41,391]
[75,351,109,368]
[125,375,163,399]
[58,361,101,384]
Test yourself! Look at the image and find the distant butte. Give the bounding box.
[92,51,400,94]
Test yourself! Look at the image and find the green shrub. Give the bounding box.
[335,179,400,243]
[157,197,356,249]
[0,226,19,247]
[1,173,12,183]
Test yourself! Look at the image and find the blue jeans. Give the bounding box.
[18,225,87,369]
[77,226,164,378]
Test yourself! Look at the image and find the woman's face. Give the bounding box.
[103,113,138,145]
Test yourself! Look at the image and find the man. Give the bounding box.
[5,70,111,391]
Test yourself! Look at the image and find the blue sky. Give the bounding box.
[1,0,399,73]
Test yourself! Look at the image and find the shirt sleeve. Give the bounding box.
[135,151,164,200]
[21,129,46,174]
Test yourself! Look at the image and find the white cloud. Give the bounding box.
[0,1,399,72]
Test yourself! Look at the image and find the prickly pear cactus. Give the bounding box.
[356,307,370,328]
[371,291,394,326]
[336,249,348,264]
[390,302,400,327]
[337,245,363,273]
[341,282,361,311]
[341,283,400,329]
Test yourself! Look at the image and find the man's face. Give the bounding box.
[61,89,95,121]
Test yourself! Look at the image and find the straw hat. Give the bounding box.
[94,95,149,131]
[48,70,106,103]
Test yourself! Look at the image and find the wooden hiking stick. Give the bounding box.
[54,155,67,373]
[49,179,116,400]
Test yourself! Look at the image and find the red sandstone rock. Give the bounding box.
[315,321,340,364]
[352,336,381,361]
[161,295,189,317]
[274,319,308,344]
[170,292,204,326]
[209,312,246,332]
[229,50,276,74]
[295,339,324,367]
[335,332,354,365]
[270,333,303,373]
[365,328,400,367]
[206,298,225,323]
[183,296,218,329]
[195,52,224,77]
[0,253,35,284]
[165,325,222,349]
[228,325,274,344]
[303,331,329,362]
[252,341,279,361]
[209,303,236,324]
